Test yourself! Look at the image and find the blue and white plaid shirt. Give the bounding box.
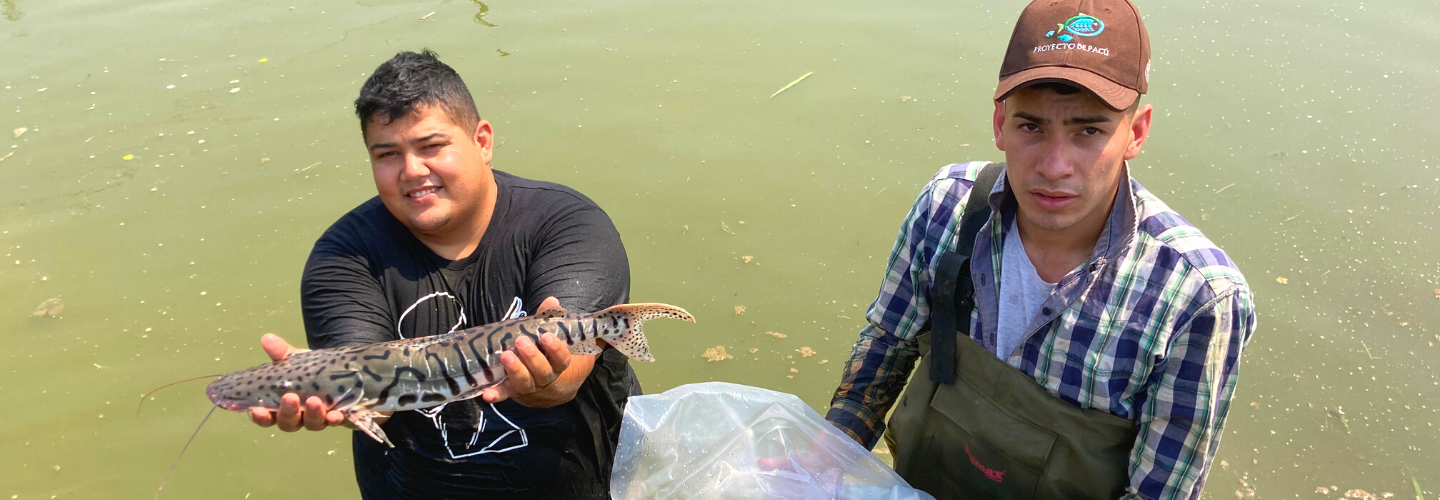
[826,161,1257,500]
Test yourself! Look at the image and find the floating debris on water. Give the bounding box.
[1362,341,1380,360]
[741,255,754,264]
[230,88,241,93]
[1236,476,1256,498]
[797,346,815,358]
[1318,487,1331,495]
[260,158,270,164]
[258,57,268,63]
[769,71,814,99]
[123,154,134,160]
[900,96,912,102]
[789,368,798,373]
[1338,489,1386,500]
[733,305,745,315]
[701,345,733,362]
[764,331,787,339]
[749,348,758,354]
[1275,277,1289,285]
[419,11,436,21]
[13,127,26,138]
[1433,289,1439,299]
[818,359,828,364]
[1215,183,1236,194]
[32,298,64,318]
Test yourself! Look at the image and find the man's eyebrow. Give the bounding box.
[1012,111,1047,124]
[1065,115,1112,125]
[1010,112,1113,126]
[366,133,450,153]
[412,132,449,143]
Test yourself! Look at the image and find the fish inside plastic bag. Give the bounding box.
[610,382,935,500]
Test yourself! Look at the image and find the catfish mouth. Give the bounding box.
[205,378,268,412]
[204,383,243,412]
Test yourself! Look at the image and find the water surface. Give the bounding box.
[1,0,1437,497]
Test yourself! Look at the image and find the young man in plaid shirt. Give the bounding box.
[824,1,1257,498]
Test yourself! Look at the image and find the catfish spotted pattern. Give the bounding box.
[206,303,693,446]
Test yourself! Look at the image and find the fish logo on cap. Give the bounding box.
[1045,13,1105,42]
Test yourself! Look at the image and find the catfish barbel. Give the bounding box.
[204,302,694,446]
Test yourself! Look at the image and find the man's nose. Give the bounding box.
[401,152,430,179]
[1034,137,1073,180]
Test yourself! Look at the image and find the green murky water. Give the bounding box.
[1,0,1437,498]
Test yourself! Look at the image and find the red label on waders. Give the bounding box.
[965,444,1007,483]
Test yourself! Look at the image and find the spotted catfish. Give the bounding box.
[206,303,694,446]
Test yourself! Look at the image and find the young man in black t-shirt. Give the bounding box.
[246,50,639,499]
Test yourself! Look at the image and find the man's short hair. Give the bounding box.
[1026,81,1084,96]
[354,49,481,134]
[1016,81,1141,113]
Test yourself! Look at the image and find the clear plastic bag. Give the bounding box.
[610,382,935,500]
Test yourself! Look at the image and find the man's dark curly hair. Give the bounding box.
[354,49,480,134]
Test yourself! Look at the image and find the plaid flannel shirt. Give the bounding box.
[825,161,1257,500]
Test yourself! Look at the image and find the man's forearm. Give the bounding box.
[825,327,921,449]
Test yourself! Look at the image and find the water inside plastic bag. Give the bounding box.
[610,382,935,500]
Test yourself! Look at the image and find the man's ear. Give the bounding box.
[474,119,494,166]
[992,100,1007,152]
[1123,104,1152,161]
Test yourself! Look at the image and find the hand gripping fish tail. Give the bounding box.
[592,303,696,362]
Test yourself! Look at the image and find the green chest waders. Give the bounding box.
[884,163,1139,500]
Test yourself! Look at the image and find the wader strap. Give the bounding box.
[929,162,1003,384]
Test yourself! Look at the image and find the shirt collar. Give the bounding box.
[986,161,1138,265]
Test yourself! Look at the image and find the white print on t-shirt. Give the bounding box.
[395,292,530,458]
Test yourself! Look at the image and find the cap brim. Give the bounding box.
[994,66,1138,111]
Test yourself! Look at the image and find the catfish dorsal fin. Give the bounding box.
[536,306,568,319]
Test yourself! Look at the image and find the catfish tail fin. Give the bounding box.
[594,303,694,362]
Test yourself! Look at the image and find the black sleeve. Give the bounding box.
[523,202,631,314]
[300,226,396,350]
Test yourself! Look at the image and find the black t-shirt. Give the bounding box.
[300,170,638,499]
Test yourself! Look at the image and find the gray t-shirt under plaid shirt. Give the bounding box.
[996,217,1056,362]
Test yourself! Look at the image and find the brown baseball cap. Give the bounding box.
[994,0,1150,111]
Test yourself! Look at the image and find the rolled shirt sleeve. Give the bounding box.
[1124,287,1257,500]
[827,169,969,449]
